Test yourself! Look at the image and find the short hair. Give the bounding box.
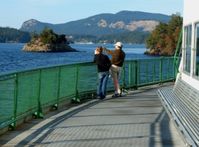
[96,46,103,53]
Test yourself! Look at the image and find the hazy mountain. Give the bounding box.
[20,11,171,36]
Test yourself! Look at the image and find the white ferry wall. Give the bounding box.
[179,0,199,89]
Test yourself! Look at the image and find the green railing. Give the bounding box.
[174,30,182,74]
[0,57,176,130]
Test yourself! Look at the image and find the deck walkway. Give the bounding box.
[0,84,186,147]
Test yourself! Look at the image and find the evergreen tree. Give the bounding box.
[145,14,182,56]
[0,27,31,43]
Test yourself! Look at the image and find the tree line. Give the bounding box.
[70,31,150,44]
[0,27,31,43]
[0,27,150,44]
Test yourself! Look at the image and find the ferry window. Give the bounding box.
[196,23,199,76]
[184,25,192,73]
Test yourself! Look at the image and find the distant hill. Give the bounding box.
[0,27,31,43]
[19,11,171,43]
[20,11,171,37]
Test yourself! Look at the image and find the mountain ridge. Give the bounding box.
[20,11,171,36]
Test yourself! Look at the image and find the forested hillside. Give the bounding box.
[0,11,172,44]
[20,11,170,44]
[0,27,31,43]
[145,14,182,56]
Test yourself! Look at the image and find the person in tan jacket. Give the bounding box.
[103,42,125,97]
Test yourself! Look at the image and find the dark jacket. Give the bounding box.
[94,54,111,72]
[103,48,125,67]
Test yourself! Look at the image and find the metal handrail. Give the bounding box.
[0,57,176,130]
[174,29,182,75]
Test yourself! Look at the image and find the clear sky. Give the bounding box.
[0,0,183,29]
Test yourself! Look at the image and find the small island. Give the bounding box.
[23,28,77,52]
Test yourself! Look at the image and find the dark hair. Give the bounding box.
[96,46,103,53]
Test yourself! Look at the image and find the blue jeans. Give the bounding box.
[97,71,109,99]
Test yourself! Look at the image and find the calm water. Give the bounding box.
[0,43,151,75]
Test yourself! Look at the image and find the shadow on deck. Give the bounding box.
[0,84,185,147]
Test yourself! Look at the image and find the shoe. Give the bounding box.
[112,93,120,98]
[112,93,123,98]
[100,95,105,100]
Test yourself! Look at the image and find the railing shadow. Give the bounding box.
[149,109,174,147]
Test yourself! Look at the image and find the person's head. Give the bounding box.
[95,46,103,54]
[114,42,123,50]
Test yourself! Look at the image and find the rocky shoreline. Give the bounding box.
[23,40,77,52]
[23,28,78,52]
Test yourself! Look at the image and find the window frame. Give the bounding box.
[194,22,199,77]
[183,25,192,74]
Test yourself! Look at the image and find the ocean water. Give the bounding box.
[0,43,151,75]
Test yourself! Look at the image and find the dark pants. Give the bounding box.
[97,71,109,99]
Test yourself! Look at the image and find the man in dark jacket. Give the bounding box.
[103,42,125,97]
[94,46,111,99]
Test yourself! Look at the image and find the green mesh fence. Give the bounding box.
[121,60,137,88]
[136,57,175,86]
[0,75,15,128]
[17,71,40,119]
[162,57,176,80]
[77,63,97,94]
[59,65,76,99]
[40,68,59,106]
[0,57,177,129]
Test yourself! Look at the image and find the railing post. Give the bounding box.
[122,62,126,89]
[52,67,61,110]
[153,62,155,82]
[146,61,149,83]
[72,65,80,103]
[134,60,138,90]
[173,56,179,78]
[34,69,43,118]
[167,58,170,79]
[128,62,132,87]
[160,57,163,83]
[173,29,182,76]
[9,73,18,130]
